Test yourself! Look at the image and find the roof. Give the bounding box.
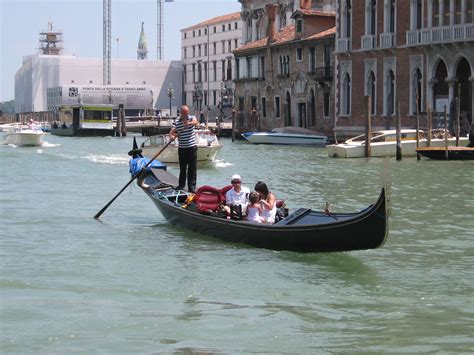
[181,12,241,32]
[233,25,335,54]
[292,9,336,18]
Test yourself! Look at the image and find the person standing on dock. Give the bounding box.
[169,105,198,193]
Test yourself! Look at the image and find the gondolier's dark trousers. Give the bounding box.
[178,146,197,191]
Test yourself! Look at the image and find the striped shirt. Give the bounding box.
[173,115,197,148]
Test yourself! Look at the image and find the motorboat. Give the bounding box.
[241,126,329,146]
[2,125,45,146]
[129,155,389,253]
[327,129,469,158]
[140,128,223,163]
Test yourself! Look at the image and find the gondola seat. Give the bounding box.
[194,186,224,213]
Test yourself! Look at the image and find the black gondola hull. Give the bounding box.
[141,180,388,253]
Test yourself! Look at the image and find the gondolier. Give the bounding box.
[169,105,198,193]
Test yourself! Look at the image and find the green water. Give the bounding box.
[1,134,473,353]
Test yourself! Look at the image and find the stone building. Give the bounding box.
[335,0,473,139]
[233,0,337,134]
[180,13,242,119]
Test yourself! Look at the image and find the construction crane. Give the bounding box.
[103,0,111,85]
[157,0,174,60]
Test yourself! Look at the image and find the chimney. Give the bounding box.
[266,4,279,42]
[300,0,312,10]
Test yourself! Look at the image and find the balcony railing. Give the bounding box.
[312,66,333,82]
[380,32,395,48]
[361,35,376,50]
[406,23,474,46]
[336,38,351,53]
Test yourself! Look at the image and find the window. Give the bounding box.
[197,62,202,82]
[184,47,187,59]
[198,29,201,36]
[192,63,196,83]
[344,0,352,38]
[213,26,216,33]
[324,92,330,117]
[296,48,303,61]
[342,73,351,115]
[235,22,238,29]
[246,57,252,78]
[260,56,265,79]
[234,39,238,48]
[275,96,281,118]
[184,32,187,39]
[222,60,226,81]
[370,0,376,35]
[228,23,231,31]
[389,0,395,32]
[222,41,225,53]
[296,19,303,33]
[183,65,187,83]
[192,46,195,57]
[193,30,195,37]
[261,97,267,117]
[385,69,395,116]
[204,44,207,56]
[204,90,207,106]
[309,47,316,72]
[204,28,207,35]
[213,61,217,81]
[236,58,240,79]
[204,62,208,82]
[213,91,217,106]
[213,42,216,55]
[227,58,232,80]
[198,45,201,57]
[411,68,422,114]
[222,24,225,32]
[228,40,232,52]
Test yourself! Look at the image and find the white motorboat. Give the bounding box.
[2,125,45,146]
[327,129,469,158]
[140,129,223,163]
[241,126,328,146]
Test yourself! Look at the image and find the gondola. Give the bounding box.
[130,154,389,253]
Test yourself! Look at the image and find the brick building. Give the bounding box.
[233,0,337,134]
[335,0,473,140]
[181,13,242,118]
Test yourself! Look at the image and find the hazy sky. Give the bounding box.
[0,0,241,101]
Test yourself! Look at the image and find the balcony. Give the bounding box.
[380,32,395,48]
[406,23,474,46]
[312,66,333,82]
[361,35,376,50]
[336,38,351,53]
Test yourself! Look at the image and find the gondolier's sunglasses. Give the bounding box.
[231,180,241,184]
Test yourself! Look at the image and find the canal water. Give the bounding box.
[1,134,473,353]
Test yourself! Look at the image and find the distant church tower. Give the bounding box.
[137,22,148,60]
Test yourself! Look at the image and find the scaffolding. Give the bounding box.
[38,21,63,55]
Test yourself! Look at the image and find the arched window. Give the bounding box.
[345,0,352,38]
[386,70,395,116]
[389,0,396,32]
[342,73,351,115]
[285,91,291,126]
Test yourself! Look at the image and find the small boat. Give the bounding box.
[327,129,469,158]
[130,156,389,253]
[140,128,223,163]
[2,125,45,146]
[416,146,474,160]
[242,126,329,146]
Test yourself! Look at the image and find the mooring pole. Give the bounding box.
[415,90,420,160]
[365,96,371,158]
[444,106,448,160]
[396,102,402,161]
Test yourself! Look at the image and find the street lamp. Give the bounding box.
[167,83,175,117]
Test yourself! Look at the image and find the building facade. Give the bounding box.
[181,13,242,119]
[233,0,337,134]
[335,0,473,139]
[14,23,182,115]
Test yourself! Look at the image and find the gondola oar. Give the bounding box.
[94,138,173,219]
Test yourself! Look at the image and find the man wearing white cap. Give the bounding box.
[224,174,250,218]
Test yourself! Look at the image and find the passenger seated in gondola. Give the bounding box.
[254,181,277,224]
[223,174,250,218]
[245,192,265,223]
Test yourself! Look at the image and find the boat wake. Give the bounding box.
[84,154,129,166]
[41,141,60,148]
[214,159,233,168]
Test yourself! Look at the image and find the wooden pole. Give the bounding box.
[444,105,448,160]
[415,90,420,160]
[456,83,461,146]
[231,108,236,142]
[396,101,402,161]
[427,106,432,147]
[364,95,371,157]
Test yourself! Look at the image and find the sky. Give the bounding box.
[0,0,241,102]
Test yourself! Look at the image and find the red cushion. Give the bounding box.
[195,186,222,212]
